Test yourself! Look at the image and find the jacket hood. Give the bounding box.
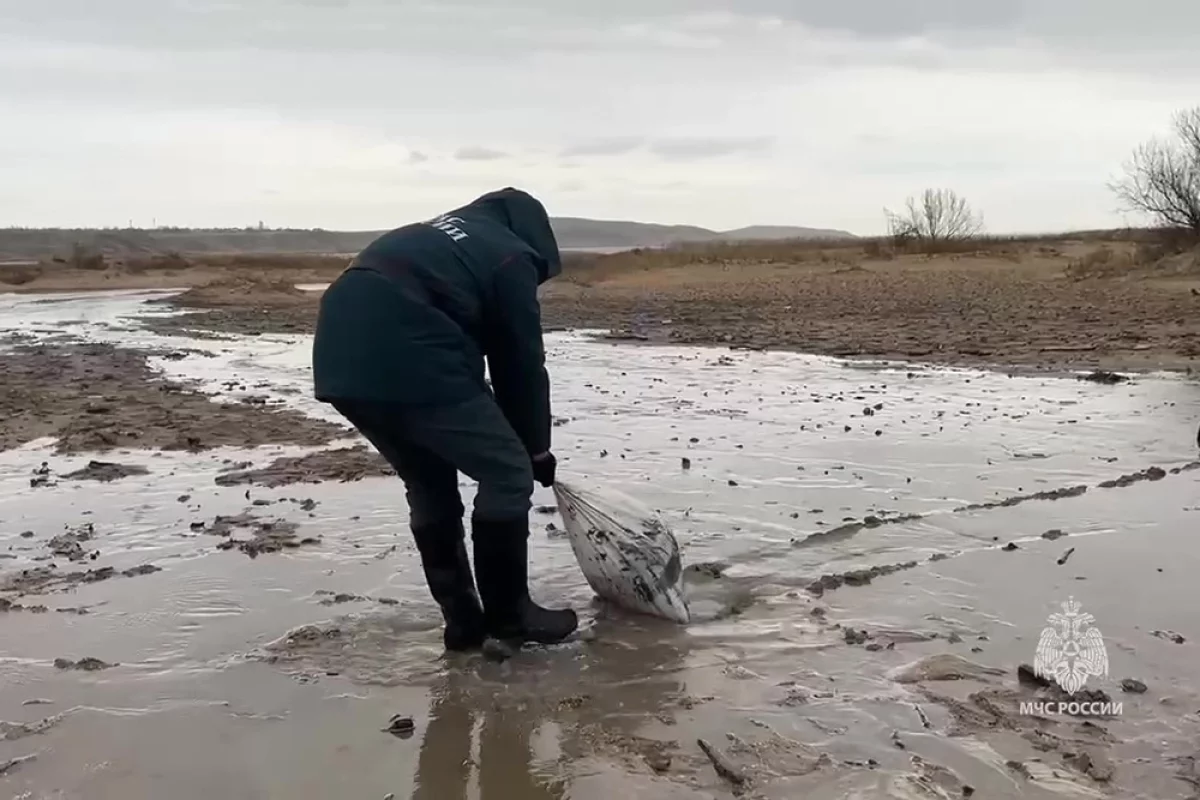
[464,187,562,283]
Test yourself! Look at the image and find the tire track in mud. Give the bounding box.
[785,459,1200,597]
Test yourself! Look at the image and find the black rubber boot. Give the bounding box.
[411,519,487,652]
[471,516,578,648]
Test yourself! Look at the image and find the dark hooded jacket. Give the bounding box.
[311,187,562,456]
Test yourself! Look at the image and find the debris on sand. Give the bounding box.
[957,484,1088,512]
[1063,750,1115,782]
[0,713,63,741]
[207,514,317,558]
[683,562,726,581]
[47,523,96,562]
[214,445,394,488]
[30,461,54,488]
[53,657,116,671]
[889,653,1006,684]
[1042,529,1067,540]
[0,562,161,597]
[595,329,650,342]
[805,560,920,596]
[313,590,399,608]
[1056,547,1076,566]
[697,737,747,788]
[843,627,869,645]
[0,752,38,777]
[1078,369,1129,384]
[1120,678,1148,694]
[694,729,831,790]
[1152,629,1186,644]
[61,460,149,482]
[1017,663,1051,688]
[1097,466,1167,488]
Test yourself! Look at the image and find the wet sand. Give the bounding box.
[2,287,1200,798]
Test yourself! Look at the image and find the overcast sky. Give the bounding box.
[2,1,1197,234]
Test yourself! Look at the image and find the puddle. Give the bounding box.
[2,289,1199,798]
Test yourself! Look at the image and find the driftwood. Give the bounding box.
[697,737,747,788]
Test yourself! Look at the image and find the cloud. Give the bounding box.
[453,146,507,161]
[648,136,773,159]
[560,137,645,157]
[1,1,1198,234]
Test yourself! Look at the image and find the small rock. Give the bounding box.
[645,752,672,773]
[1017,663,1052,688]
[1041,529,1067,540]
[1152,630,1186,644]
[681,457,691,470]
[1120,678,1148,694]
[843,628,868,646]
[1001,542,1019,552]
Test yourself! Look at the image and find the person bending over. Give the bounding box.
[311,187,576,652]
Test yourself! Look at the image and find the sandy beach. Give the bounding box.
[2,241,1200,798]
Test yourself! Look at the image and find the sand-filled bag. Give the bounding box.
[553,480,691,624]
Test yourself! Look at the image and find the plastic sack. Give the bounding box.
[552,480,691,624]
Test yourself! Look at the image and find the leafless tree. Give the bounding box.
[1110,106,1200,237]
[884,188,984,248]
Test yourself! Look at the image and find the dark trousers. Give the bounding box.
[331,393,534,528]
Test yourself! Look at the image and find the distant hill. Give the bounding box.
[0,219,855,261]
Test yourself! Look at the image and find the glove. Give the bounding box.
[531,452,557,488]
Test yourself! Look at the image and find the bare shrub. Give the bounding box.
[1111,106,1200,238]
[884,189,985,252]
[861,239,896,260]
[69,242,107,270]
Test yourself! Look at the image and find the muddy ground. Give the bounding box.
[0,338,349,454]
[2,241,1200,798]
[15,237,1191,374]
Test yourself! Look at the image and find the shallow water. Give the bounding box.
[1,289,1199,799]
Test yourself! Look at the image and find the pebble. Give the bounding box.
[1120,678,1148,694]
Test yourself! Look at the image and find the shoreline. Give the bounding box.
[3,236,1198,378]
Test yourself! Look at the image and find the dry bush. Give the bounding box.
[861,238,897,260]
[1065,246,1122,279]
[69,242,107,270]
[1063,230,1198,279]
[884,189,985,252]
[1111,106,1200,238]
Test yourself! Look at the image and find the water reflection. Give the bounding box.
[412,613,689,798]
[412,672,564,800]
